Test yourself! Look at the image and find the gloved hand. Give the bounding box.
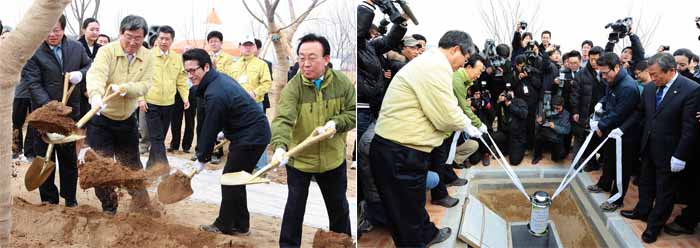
[478,124,488,134]
[464,124,483,138]
[272,148,289,167]
[609,128,624,139]
[671,156,686,172]
[111,84,127,96]
[89,95,106,115]
[69,71,82,84]
[594,102,604,114]
[217,131,225,141]
[589,119,599,132]
[317,120,337,138]
[77,147,90,164]
[192,160,206,174]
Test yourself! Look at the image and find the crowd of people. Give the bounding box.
[357,0,700,246]
[3,13,355,247]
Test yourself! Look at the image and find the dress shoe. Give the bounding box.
[531,156,542,165]
[586,184,605,193]
[167,148,175,153]
[427,227,451,246]
[431,196,459,208]
[664,222,695,236]
[65,200,78,207]
[642,229,659,243]
[600,202,622,212]
[182,149,191,153]
[620,210,647,221]
[482,155,490,166]
[447,178,468,187]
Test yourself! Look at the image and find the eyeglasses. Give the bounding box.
[184,66,202,74]
[298,55,321,65]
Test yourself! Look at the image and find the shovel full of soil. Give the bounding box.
[220,126,337,186]
[78,148,164,190]
[157,141,229,204]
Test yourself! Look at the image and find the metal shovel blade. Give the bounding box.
[220,171,271,186]
[157,170,194,204]
[41,133,85,144]
[24,156,55,191]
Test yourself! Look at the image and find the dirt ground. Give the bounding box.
[477,188,599,248]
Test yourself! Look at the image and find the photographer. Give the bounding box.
[581,40,594,67]
[538,30,552,52]
[511,22,533,65]
[481,43,514,102]
[532,96,571,164]
[492,90,529,165]
[573,46,607,171]
[672,48,700,83]
[604,20,644,78]
[387,36,421,80]
[511,54,544,147]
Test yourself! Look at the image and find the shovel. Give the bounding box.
[220,126,336,186]
[157,140,230,204]
[43,89,122,144]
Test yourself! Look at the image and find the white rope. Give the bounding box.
[606,136,623,203]
[480,131,530,201]
[553,130,594,199]
[553,135,611,199]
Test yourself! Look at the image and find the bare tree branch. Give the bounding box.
[278,0,326,32]
[242,0,268,28]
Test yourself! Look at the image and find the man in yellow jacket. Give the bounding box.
[207,31,233,74]
[140,25,189,169]
[369,30,483,247]
[85,15,153,215]
[228,35,272,170]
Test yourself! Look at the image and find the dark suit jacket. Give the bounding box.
[622,74,700,170]
[22,37,92,120]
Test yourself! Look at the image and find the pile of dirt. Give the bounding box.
[157,170,193,204]
[78,149,163,190]
[11,197,254,248]
[26,101,75,135]
[312,230,354,248]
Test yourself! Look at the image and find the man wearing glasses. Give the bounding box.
[270,33,355,247]
[85,15,153,215]
[180,48,270,236]
[369,30,482,247]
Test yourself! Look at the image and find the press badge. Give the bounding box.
[523,85,529,94]
[239,75,249,84]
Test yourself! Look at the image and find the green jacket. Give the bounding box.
[453,68,483,127]
[271,68,356,173]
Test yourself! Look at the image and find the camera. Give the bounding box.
[500,92,513,102]
[374,0,419,25]
[695,17,700,40]
[377,19,390,35]
[519,21,528,30]
[660,45,670,52]
[605,17,633,43]
[482,39,507,77]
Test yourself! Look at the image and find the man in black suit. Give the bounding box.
[619,53,700,243]
[22,15,92,207]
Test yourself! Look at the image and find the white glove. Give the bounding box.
[317,120,337,138]
[89,95,106,115]
[589,119,599,132]
[671,157,686,172]
[272,148,289,167]
[69,71,82,84]
[217,131,225,141]
[478,124,488,133]
[594,102,603,114]
[192,160,205,174]
[609,128,623,139]
[77,147,90,164]
[111,84,127,96]
[464,124,483,138]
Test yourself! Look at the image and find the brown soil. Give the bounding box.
[477,188,599,248]
[78,149,163,190]
[157,170,193,204]
[11,197,254,248]
[312,230,355,248]
[26,101,75,135]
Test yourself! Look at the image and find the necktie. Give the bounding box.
[655,85,666,109]
[53,46,63,68]
[127,54,134,64]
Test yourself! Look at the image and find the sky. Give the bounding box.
[374,0,700,56]
[1,0,353,61]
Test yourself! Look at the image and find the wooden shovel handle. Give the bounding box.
[248,127,336,180]
[62,74,69,104]
[214,139,230,150]
[43,144,54,164]
[75,90,121,128]
[61,84,77,105]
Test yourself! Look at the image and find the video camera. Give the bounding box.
[519,21,528,30]
[482,39,507,77]
[522,40,541,75]
[374,0,419,25]
[605,17,633,43]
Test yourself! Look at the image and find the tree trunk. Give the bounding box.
[268,24,292,120]
[0,0,72,245]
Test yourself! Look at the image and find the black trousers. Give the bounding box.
[492,131,527,165]
[145,103,173,168]
[369,135,438,247]
[280,162,351,247]
[12,97,35,157]
[428,134,458,200]
[634,156,679,233]
[34,139,77,204]
[87,114,148,212]
[533,134,566,161]
[674,163,700,229]
[213,144,266,233]
[596,138,635,205]
[170,90,196,151]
